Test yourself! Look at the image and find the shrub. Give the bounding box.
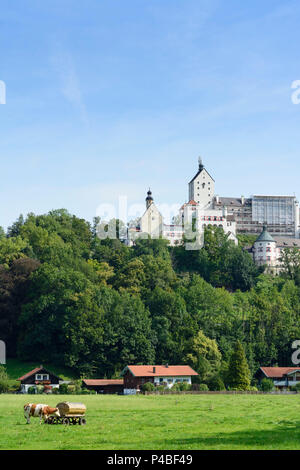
[59,383,69,394]
[180,383,191,391]
[171,382,192,392]
[67,384,76,394]
[36,385,44,394]
[293,382,300,392]
[140,382,155,393]
[52,387,60,394]
[171,383,181,391]
[198,384,209,391]
[28,386,36,394]
[0,365,8,381]
[207,375,225,391]
[8,383,21,393]
[260,378,274,392]
[0,380,9,393]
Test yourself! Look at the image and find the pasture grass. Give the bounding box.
[1,394,300,449]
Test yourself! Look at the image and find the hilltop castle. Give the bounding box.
[126,158,300,270]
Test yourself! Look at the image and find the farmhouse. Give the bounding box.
[17,365,65,393]
[257,367,300,390]
[82,379,124,394]
[120,365,198,395]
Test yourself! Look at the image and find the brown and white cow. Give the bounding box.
[24,403,60,424]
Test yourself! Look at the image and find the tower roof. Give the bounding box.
[255,225,275,243]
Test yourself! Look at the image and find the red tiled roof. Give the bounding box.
[187,200,198,206]
[180,200,198,210]
[260,367,300,378]
[17,367,43,381]
[82,379,124,386]
[122,365,198,377]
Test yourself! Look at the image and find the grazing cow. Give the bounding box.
[24,403,60,424]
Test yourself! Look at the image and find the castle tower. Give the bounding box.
[140,189,163,238]
[253,225,277,271]
[146,188,153,209]
[188,157,215,208]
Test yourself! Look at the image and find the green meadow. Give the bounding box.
[1,394,300,450]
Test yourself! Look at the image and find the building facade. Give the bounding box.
[17,366,65,393]
[126,157,300,247]
[248,225,300,273]
[188,157,215,208]
[120,365,198,395]
[257,367,300,390]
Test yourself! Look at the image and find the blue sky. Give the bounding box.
[1,0,300,228]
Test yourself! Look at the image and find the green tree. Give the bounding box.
[184,330,222,382]
[226,341,251,390]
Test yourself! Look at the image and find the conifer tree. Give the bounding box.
[227,341,251,390]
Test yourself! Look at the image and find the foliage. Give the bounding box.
[0,367,9,393]
[140,382,155,393]
[59,383,69,394]
[291,382,300,392]
[260,378,274,392]
[0,210,300,381]
[198,383,209,391]
[226,341,251,390]
[207,375,226,391]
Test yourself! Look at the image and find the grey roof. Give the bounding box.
[214,197,251,207]
[189,166,215,184]
[255,226,275,243]
[273,237,300,248]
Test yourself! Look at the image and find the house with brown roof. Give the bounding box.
[17,366,65,393]
[257,367,300,390]
[120,365,198,395]
[82,379,124,394]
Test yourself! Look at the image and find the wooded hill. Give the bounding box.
[1,209,299,390]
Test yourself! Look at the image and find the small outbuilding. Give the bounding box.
[82,379,124,394]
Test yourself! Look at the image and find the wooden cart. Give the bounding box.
[46,402,87,425]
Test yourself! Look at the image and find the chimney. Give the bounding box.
[165,363,169,368]
[153,366,156,373]
[241,195,245,205]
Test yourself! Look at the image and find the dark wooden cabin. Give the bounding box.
[82,379,124,394]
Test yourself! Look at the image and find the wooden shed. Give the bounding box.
[82,379,124,394]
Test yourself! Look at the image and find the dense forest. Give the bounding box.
[1,209,300,390]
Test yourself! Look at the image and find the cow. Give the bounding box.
[23,403,60,424]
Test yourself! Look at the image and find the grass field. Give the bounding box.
[1,394,300,450]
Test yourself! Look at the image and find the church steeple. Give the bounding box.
[146,188,153,209]
[198,156,204,171]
